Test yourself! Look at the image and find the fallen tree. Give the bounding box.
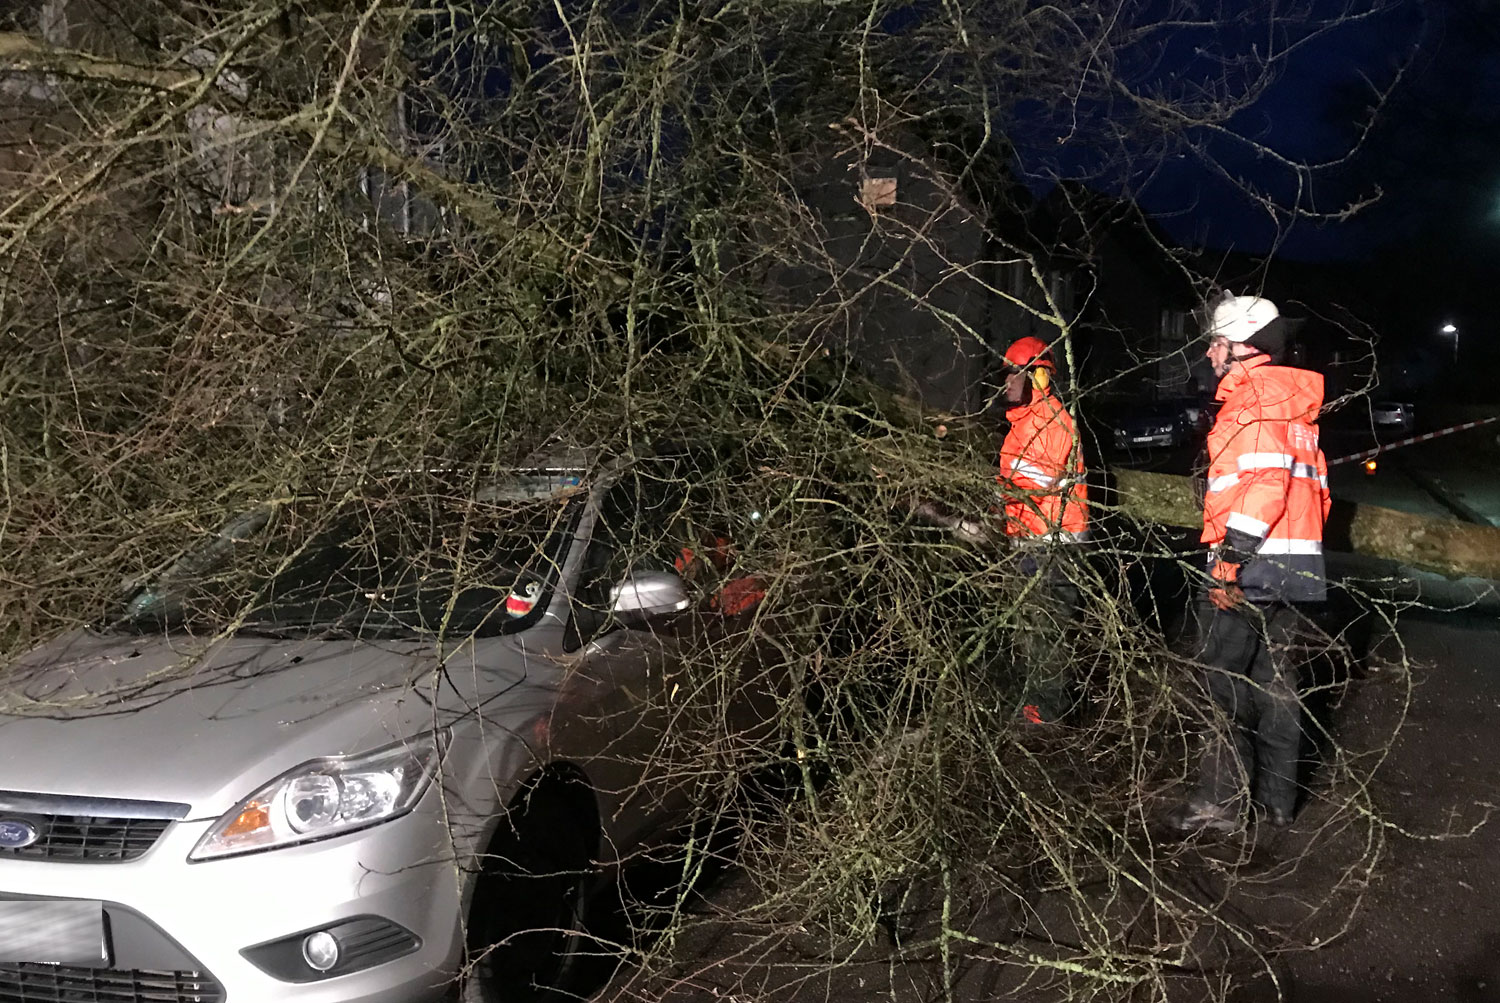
[1113,467,1500,581]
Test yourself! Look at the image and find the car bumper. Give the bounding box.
[0,791,464,1003]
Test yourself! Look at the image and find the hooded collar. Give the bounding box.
[1215,354,1325,420]
[1214,353,1272,402]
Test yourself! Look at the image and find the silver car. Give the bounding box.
[0,458,787,1003]
[1372,400,1415,433]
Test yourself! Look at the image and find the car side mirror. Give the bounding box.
[609,571,692,620]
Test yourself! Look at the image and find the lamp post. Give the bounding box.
[1441,322,1459,364]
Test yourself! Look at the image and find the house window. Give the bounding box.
[1002,260,1029,297]
[1160,309,1191,343]
[859,177,897,211]
[1046,271,1074,316]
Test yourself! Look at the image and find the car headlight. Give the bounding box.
[189,735,442,861]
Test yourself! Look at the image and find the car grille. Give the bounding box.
[0,816,171,862]
[0,963,223,1002]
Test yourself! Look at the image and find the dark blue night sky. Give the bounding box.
[1024,0,1500,262]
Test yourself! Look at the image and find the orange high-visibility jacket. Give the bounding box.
[997,392,1089,540]
[1202,355,1331,602]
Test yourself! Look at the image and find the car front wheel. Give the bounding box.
[463,783,597,1003]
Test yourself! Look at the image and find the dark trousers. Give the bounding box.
[1193,599,1314,816]
[1017,549,1083,721]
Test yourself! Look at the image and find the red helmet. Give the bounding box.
[1003,336,1055,371]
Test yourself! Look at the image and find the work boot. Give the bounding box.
[1167,800,1241,835]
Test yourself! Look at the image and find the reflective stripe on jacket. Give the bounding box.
[997,392,1088,540]
[1202,355,1331,602]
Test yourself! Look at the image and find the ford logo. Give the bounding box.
[0,819,40,849]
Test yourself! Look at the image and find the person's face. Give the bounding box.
[1206,335,1233,378]
[1003,366,1030,404]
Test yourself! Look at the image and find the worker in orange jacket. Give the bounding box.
[997,337,1089,543]
[1173,294,1331,833]
[996,336,1089,724]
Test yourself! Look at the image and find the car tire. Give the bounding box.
[463,778,597,1003]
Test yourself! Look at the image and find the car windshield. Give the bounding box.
[108,472,583,640]
[1126,405,1177,421]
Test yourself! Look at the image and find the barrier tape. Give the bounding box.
[1327,414,1500,467]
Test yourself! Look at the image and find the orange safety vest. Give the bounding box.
[1201,355,1331,602]
[997,392,1088,540]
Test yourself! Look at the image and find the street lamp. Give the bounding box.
[1441,322,1459,364]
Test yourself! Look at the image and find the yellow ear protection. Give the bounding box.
[1031,367,1051,392]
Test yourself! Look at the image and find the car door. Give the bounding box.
[650,459,792,779]
[558,474,694,847]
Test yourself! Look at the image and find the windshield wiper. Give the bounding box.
[234,622,359,641]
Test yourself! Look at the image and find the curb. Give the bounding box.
[1399,465,1498,528]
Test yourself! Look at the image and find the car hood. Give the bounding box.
[0,629,524,817]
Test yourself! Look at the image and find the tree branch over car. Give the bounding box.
[0,1,1440,1001]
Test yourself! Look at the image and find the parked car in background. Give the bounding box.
[1172,396,1217,435]
[1111,402,1195,450]
[1372,401,1415,433]
[0,452,798,1003]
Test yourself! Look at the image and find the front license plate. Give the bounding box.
[1131,436,1155,444]
[0,900,109,965]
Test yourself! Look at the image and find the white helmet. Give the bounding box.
[1207,295,1279,343]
